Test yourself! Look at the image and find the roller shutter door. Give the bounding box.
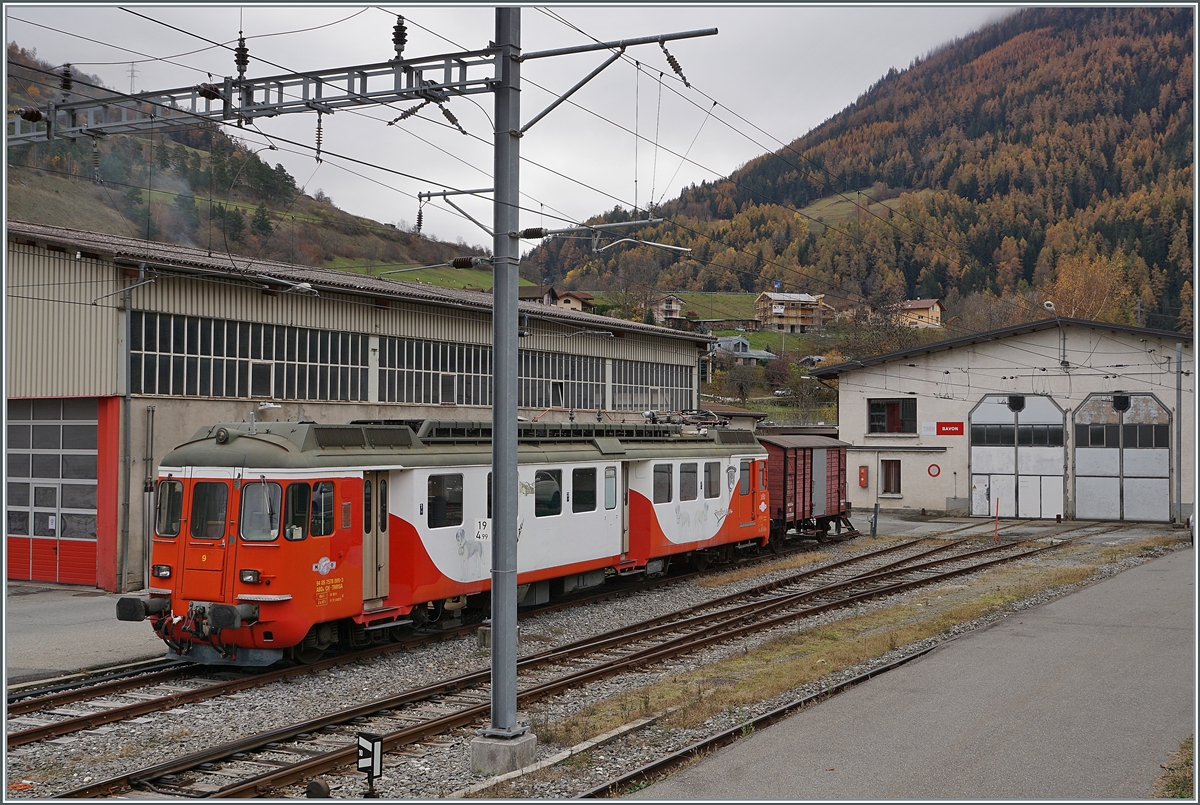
[6,398,99,584]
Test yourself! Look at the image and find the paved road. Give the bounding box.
[637,546,1195,800]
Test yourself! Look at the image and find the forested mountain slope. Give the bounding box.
[523,7,1193,333]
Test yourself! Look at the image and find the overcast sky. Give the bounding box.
[6,4,1015,254]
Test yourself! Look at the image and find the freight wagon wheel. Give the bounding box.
[768,536,782,555]
[815,519,832,543]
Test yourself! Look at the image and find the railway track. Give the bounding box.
[50,526,1088,799]
[7,534,855,748]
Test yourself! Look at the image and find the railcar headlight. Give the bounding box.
[239,569,261,584]
[151,564,172,578]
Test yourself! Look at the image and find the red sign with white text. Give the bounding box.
[937,422,964,436]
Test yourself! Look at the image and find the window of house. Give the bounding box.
[704,462,721,499]
[881,460,902,495]
[868,398,917,433]
[573,468,596,513]
[653,464,673,504]
[680,463,698,501]
[428,474,464,527]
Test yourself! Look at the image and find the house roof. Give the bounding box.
[810,317,1192,379]
[899,298,944,311]
[6,221,713,343]
[758,434,849,449]
[704,403,768,419]
[559,290,593,301]
[758,292,821,303]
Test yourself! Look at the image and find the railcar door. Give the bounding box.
[181,469,234,603]
[737,459,755,527]
[620,463,630,555]
[362,471,389,607]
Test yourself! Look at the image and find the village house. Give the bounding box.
[754,292,832,333]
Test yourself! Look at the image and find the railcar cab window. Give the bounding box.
[284,483,310,540]
[190,482,228,539]
[311,481,335,536]
[653,464,673,504]
[535,470,562,517]
[704,462,721,499]
[156,479,183,537]
[572,468,596,513]
[739,460,751,495]
[428,474,464,528]
[241,481,281,541]
[868,398,917,433]
[680,463,698,501]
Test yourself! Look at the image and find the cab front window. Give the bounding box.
[189,482,228,540]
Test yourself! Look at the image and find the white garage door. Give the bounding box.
[1073,393,1171,522]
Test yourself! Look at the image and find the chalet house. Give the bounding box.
[649,294,685,323]
[896,298,945,328]
[556,290,594,313]
[754,292,831,333]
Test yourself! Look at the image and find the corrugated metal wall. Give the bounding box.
[6,244,122,397]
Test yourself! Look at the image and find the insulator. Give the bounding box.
[450,257,478,269]
[519,228,548,239]
[392,16,407,60]
[92,140,101,184]
[314,113,323,163]
[415,207,423,234]
[388,100,428,125]
[235,34,249,79]
[60,64,73,96]
[440,104,467,135]
[660,42,690,88]
[196,83,222,101]
[18,107,43,123]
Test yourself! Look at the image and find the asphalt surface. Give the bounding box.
[637,536,1195,800]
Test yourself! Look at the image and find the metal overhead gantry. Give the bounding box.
[6,8,716,774]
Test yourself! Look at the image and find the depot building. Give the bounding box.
[5,221,711,592]
[810,318,1195,523]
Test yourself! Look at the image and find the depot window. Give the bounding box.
[572,468,596,513]
[704,462,721,499]
[428,474,464,528]
[868,399,917,434]
[882,460,902,495]
[156,480,183,537]
[241,481,282,541]
[189,482,228,540]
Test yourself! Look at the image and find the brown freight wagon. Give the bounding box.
[758,435,855,542]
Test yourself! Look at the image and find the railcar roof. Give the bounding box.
[160,420,764,470]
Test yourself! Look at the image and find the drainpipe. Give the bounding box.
[143,406,155,590]
[1176,342,1183,524]
[117,284,133,593]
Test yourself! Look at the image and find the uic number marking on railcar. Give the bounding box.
[475,518,491,541]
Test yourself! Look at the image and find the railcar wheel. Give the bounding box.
[693,553,709,572]
[295,644,325,664]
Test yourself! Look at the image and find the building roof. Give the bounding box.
[899,298,943,311]
[758,292,821,303]
[757,434,849,449]
[810,317,1192,379]
[559,290,594,301]
[704,403,768,419]
[7,221,713,343]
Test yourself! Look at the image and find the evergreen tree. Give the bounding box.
[252,202,273,237]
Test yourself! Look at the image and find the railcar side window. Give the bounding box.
[704,462,720,499]
[241,481,281,541]
[363,479,373,533]
[311,481,335,536]
[284,483,309,540]
[156,480,183,537]
[680,463,698,501]
[653,464,673,504]
[759,463,765,490]
[189,482,228,540]
[573,468,596,513]
[739,460,750,496]
[535,470,562,517]
[604,467,617,510]
[429,474,464,528]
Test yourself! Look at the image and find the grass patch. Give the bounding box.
[530,560,1098,747]
[1153,736,1194,798]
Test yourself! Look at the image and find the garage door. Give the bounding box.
[1074,393,1171,522]
[6,398,99,584]
[969,394,1065,519]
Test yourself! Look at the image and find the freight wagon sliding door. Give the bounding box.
[6,399,101,585]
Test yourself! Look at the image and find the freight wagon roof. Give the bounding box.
[160,421,764,471]
[757,435,849,449]
[7,221,711,343]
